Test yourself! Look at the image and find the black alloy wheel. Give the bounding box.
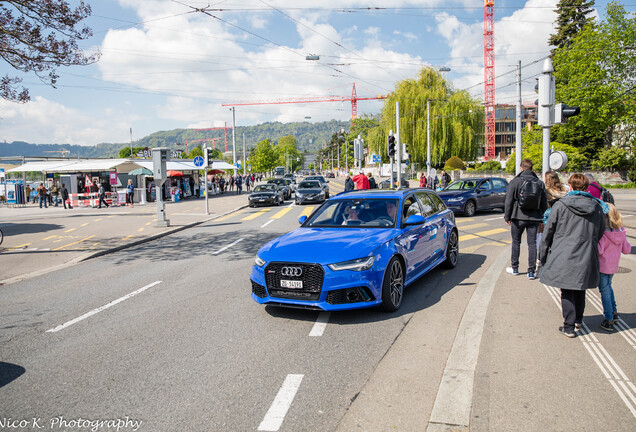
[381,257,404,312]
[464,200,476,217]
[442,230,459,269]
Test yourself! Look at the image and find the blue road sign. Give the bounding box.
[193,156,204,167]
[372,154,380,163]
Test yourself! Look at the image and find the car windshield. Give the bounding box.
[268,179,286,187]
[298,181,320,189]
[444,180,477,190]
[304,199,399,228]
[305,176,324,183]
[254,185,276,192]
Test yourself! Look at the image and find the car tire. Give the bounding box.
[464,200,476,217]
[442,229,459,269]
[381,256,404,312]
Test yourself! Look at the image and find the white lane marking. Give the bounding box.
[485,216,504,221]
[213,238,244,255]
[258,374,304,431]
[46,281,162,333]
[309,312,330,337]
[542,283,636,418]
[586,291,636,350]
[261,220,274,228]
[624,214,633,218]
[287,202,294,207]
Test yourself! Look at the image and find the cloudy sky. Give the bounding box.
[0,0,618,146]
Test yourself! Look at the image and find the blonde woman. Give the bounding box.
[597,204,632,332]
[126,179,135,207]
[544,171,569,207]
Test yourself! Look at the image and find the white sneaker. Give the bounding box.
[506,267,519,276]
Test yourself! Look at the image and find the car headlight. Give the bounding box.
[328,256,375,271]
[254,256,266,267]
[319,191,325,196]
[447,197,464,202]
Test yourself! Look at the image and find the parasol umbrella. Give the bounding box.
[167,170,184,177]
[128,167,153,176]
[207,169,225,175]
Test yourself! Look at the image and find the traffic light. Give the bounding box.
[554,103,580,124]
[205,147,214,167]
[349,140,354,156]
[387,135,396,157]
[402,143,409,161]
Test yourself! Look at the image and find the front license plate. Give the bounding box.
[280,280,303,289]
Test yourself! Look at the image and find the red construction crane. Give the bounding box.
[221,83,388,119]
[484,0,495,160]
[187,138,222,150]
[193,123,232,151]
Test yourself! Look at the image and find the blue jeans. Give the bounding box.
[38,196,47,208]
[598,273,616,321]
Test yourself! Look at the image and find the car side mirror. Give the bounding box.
[298,215,308,224]
[404,215,425,226]
[326,180,329,183]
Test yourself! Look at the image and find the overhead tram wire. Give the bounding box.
[258,0,403,82]
[171,0,393,95]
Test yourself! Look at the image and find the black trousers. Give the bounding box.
[510,219,539,273]
[561,289,586,332]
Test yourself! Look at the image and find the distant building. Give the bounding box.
[477,104,537,160]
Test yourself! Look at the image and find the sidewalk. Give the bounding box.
[0,190,250,285]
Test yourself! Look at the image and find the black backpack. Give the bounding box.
[590,183,615,204]
[518,179,542,210]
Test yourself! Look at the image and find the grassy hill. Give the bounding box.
[0,120,349,159]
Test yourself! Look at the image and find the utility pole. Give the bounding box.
[426,100,431,180]
[243,133,246,176]
[230,107,237,174]
[395,101,402,188]
[515,60,522,175]
[129,127,133,159]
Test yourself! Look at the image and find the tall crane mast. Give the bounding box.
[484,0,495,160]
[194,123,232,152]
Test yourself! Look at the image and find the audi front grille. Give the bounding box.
[264,262,324,301]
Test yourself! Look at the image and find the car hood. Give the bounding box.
[258,227,397,264]
[437,190,471,199]
[251,191,276,196]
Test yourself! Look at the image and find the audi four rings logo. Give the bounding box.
[281,266,303,277]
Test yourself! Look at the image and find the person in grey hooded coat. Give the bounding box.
[539,173,606,338]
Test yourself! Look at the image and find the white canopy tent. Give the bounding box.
[7,159,144,173]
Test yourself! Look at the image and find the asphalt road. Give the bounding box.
[1,183,635,432]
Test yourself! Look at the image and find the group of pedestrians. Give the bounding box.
[504,159,631,337]
[344,172,377,191]
[209,173,261,194]
[29,183,70,209]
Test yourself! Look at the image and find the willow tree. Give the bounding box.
[368,67,482,167]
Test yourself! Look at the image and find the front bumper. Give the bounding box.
[250,261,383,311]
[441,199,466,212]
[295,193,324,204]
[249,195,277,206]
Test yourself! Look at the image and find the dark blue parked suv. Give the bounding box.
[437,177,508,217]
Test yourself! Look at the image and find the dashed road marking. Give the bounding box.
[81,223,90,227]
[52,235,96,251]
[261,220,274,228]
[214,208,247,222]
[242,208,271,220]
[454,218,475,224]
[309,312,330,337]
[271,207,292,219]
[46,281,162,333]
[258,374,304,431]
[457,223,489,231]
[485,216,504,221]
[213,238,244,255]
[138,227,145,232]
[459,228,508,242]
[299,206,315,218]
[64,228,77,233]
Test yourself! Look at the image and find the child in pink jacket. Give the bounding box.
[597,204,632,332]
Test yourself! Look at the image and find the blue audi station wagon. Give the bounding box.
[250,189,458,312]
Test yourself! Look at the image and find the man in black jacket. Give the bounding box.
[504,159,548,280]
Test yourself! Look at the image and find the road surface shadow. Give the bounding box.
[0,362,25,388]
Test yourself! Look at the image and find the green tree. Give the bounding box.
[276,135,304,170]
[552,2,636,157]
[549,0,595,50]
[366,67,482,166]
[0,0,100,102]
[591,146,630,170]
[118,146,147,158]
[249,139,278,173]
[505,127,587,173]
[188,146,204,159]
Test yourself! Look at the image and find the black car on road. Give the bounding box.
[294,180,327,205]
[304,175,330,198]
[267,178,292,200]
[248,184,285,207]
